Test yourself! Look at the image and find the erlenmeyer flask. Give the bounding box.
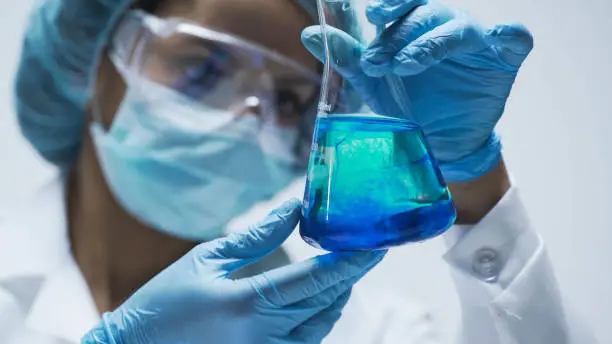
[299,0,456,251]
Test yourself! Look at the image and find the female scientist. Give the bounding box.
[0,0,596,343]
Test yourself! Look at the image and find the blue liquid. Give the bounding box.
[300,114,456,251]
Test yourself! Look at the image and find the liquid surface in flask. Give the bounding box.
[300,114,456,251]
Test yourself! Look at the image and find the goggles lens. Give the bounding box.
[108,10,322,167]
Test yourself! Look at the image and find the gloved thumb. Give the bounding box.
[302,25,376,114]
[485,23,534,68]
[198,199,302,272]
[301,25,365,80]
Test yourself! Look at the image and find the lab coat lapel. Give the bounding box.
[0,173,70,280]
[0,174,100,343]
[26,254,100,343]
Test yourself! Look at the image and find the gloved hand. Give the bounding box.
[82,199,386,344]
[15,0,134,168]
[302,0,534,182]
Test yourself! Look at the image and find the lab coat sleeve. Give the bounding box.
[442,187,597,344]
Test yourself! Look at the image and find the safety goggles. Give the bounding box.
[105,10,322,167]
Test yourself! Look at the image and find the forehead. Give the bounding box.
[154,0,316,70]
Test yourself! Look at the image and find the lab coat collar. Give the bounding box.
[0,173,70,280]
[0,173,100,343]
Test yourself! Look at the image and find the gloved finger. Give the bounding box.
[195,199,301,272]
[366,0,428,25]
[302,25,366,83]
[258,273,358,332]
[361,4,454,77]
[289,289,352,342]
[247,250,386,307]
[485,23,534,68]
[302,25,385,109]
[392,19,489,76]
[302,25,405,115]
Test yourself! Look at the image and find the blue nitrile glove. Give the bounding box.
[82,199,386,344]
[15,0,134,169]
[302,0,533,182]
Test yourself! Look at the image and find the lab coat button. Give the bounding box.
[472,248,499,283]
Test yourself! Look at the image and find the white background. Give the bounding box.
[0,0,610,343]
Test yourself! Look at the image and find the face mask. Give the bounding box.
[91,78,299,241]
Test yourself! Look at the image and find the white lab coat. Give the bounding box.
[0,174,596,344]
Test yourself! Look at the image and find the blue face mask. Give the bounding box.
[91,78,300,241]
